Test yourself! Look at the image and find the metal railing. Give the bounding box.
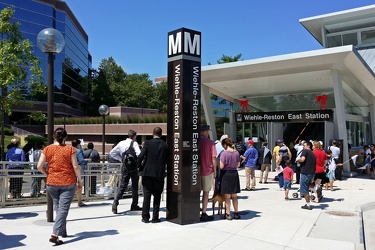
[0,161,135,208]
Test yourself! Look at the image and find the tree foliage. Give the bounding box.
[150,80,168,113]
[217,53,242,64]
[89,57,167,115]
[211,54,243,104]
[0,7,45,159]
[0,8,45,112]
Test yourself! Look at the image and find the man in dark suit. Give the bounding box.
[137,127,168,223]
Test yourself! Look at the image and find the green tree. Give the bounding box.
[90,57,156,114]
[150,80,168,113]
[211,54,243,104]
[88,57,122,115]
[0,7,44,159]
[120,73,153,107]
[217,53,242,64]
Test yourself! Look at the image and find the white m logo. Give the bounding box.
[168,30,201,56]
[168,32,181,56]
[184,32,200,56]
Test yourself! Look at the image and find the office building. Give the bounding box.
[0,0,91,125]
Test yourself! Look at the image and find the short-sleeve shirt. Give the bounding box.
[300,149,316,175]
[329,145,340,159]
[283,166,294,181]
[313,149,327,173]
[243,146,258,168]
[220,150,240,171]
[43,145,77,186]
[200,136,217,176]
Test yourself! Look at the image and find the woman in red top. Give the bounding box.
[312,141,327,203]
[37,128,82,245]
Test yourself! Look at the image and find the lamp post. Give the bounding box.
[98,105,109,161]
[37,28,65,223]
[137,97,144,116]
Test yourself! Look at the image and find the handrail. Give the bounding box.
[0,161,124,208]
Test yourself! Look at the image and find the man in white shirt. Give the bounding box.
[110,130,142,214]
[329,140,341,180]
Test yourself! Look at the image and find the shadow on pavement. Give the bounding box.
[0,212,38,220]
[64,230,119,244]
[0,232,26,249]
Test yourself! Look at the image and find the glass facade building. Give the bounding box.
[0,0,91,123]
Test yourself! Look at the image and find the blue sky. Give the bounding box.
[64,0,375,82]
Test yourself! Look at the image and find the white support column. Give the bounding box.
[201,85,217,140]
[369,103,375,143]
[324,121,334,148]
[269,122,283,171]
[332,70,349,172]
[321,26,327,48]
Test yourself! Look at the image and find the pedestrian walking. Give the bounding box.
[36,128,83,245]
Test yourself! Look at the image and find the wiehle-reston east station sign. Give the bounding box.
[235,110,333,123]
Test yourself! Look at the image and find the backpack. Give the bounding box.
[122,141,138,173]
[278,145,289,162]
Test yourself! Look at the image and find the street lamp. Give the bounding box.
[98,104,109,161]
[37,28,65,144]
[37,28,65,223]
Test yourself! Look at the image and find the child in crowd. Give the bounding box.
[283,160,294,200]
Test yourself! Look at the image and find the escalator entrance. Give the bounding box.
[283,122,325,145]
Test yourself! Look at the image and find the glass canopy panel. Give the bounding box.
[327,35,342,48]
[343,32,357,46]
[243,92,335,112]
[361,29,375,45]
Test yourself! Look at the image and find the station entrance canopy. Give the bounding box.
[201,46,375,109]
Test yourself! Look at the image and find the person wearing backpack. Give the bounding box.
[110,130,141,214]
[273,139,292,191]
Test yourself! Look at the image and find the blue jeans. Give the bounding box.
[300,174,314,196]
[47,184,77,235]
[283,179,292,190]
[278,173,284,188]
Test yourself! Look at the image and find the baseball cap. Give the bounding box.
[219,134,228,142]
[248,139,254,145]
[277,139,284,143]
[201,124,210,131]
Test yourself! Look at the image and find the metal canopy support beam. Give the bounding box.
[369,103,375,143]
[201,84,217,140]
[332,70,350,172]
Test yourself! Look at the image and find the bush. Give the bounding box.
[2,127,14,136]
[23,135,47,154]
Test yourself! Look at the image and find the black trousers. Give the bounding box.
[141,176,164,220]
[295,164,301,183]
[9,169,24,197]
[113,170,139,207]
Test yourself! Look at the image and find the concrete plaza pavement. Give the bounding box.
[0,168,374,250]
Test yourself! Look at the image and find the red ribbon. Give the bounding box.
[239,99,249,112]
[315,94,327,110]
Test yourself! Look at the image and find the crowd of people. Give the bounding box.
[6,124,375,245]
[211,135,364,212]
